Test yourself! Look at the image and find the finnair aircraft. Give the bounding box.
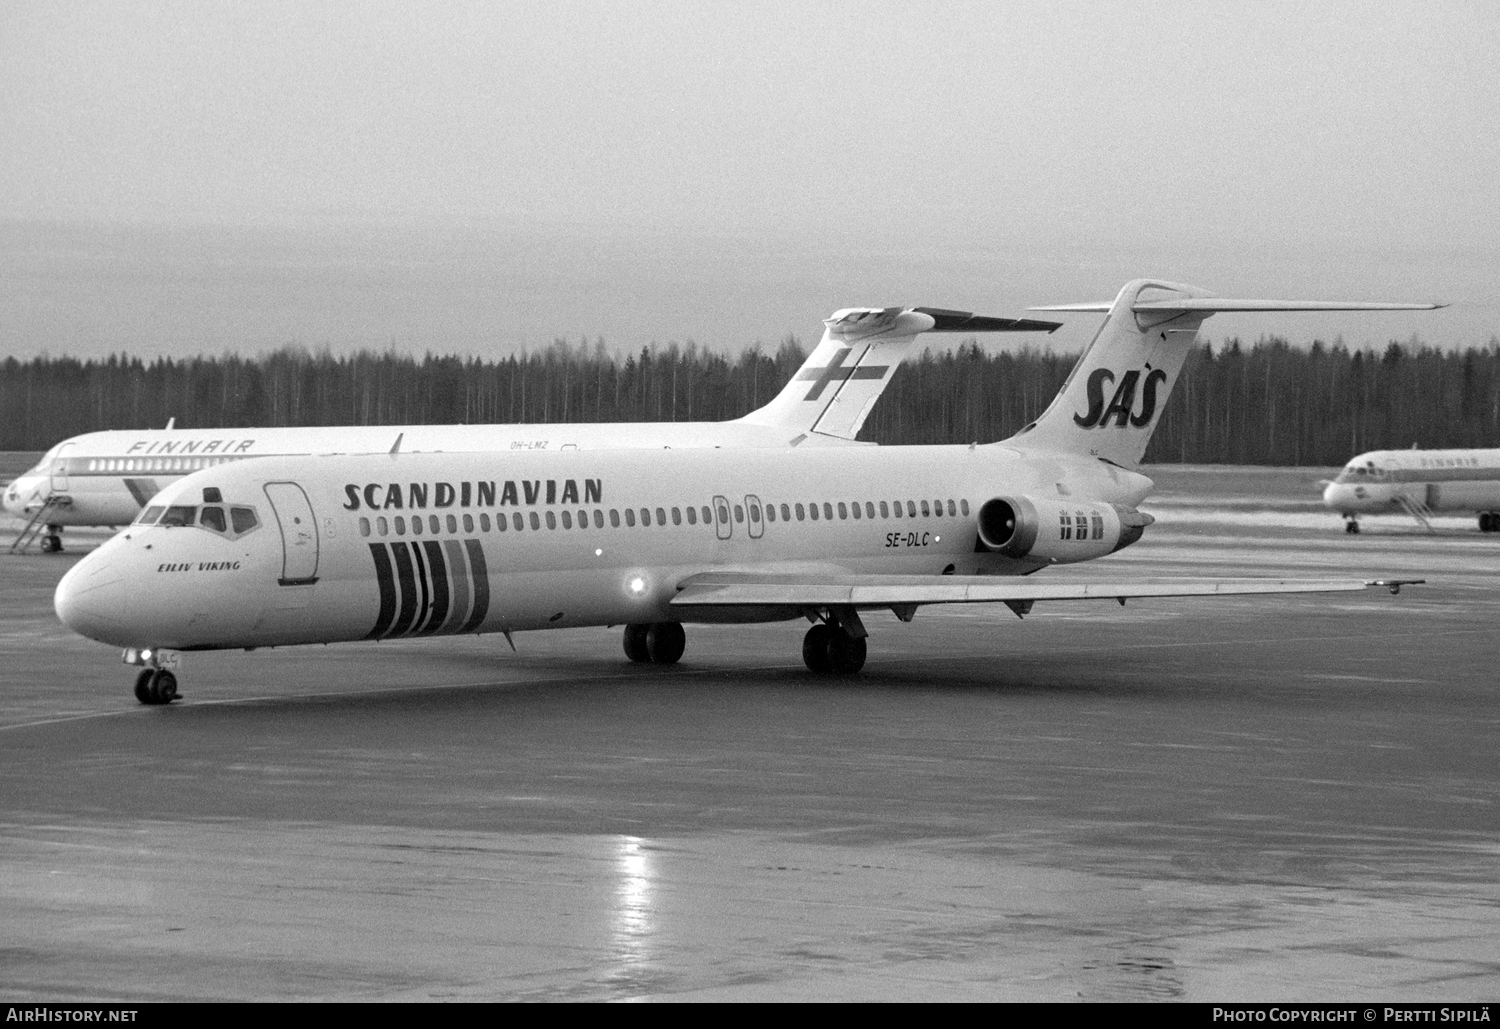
[53,280,1436,705]
[5,306,1056,552]
[1323,448,1500,533]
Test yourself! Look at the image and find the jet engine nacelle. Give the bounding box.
[976,495,1153,563]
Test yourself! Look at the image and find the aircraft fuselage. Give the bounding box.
[56,444,1152,651]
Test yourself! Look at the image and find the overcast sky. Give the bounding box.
[2,0,1495,359]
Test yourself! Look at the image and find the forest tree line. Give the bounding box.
[4,335,1500,465]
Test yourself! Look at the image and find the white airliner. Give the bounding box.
[1323,448,1500,533]
[53,280,1436,705]
[4,306,1057,552]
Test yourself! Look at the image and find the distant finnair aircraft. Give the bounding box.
[1323,448,1500,533]
[4,306,1057,552]
[52,279,1436,705]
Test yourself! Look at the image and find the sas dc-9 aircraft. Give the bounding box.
[5,306,1057,553]
[1324,447,1500,533]
[53,280,1437,705]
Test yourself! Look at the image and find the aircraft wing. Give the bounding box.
[671,571,1418,615]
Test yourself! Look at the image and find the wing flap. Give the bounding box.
[671,572,1383,610]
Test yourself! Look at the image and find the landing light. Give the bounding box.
[595,549,603,557]
[628,576,647,595]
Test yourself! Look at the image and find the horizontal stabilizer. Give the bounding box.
[1031,299,1444,313]
[671,572,1388,612]
[910,308,1061,333]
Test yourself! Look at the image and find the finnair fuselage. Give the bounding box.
[4,420,855,531]
[1323,448,1500,531]
[56,444,1151,651]
[5,305,1060,540]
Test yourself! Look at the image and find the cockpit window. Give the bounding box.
[142,499,260,538]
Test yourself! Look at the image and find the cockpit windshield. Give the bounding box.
[1333,462,1386,484]
[133,499,259,538]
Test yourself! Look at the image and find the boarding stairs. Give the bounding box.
[1395,493,1436,534]
[8,494,70,554]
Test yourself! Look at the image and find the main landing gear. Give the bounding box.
[802,623,866,675]
[1479,512,1500,533]
[133,668,179,705]
[623,622,686,665]
[620,618,869,675]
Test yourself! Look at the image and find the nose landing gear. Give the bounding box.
[1343,516,1361,535]
[123,648,181,705]
[133,668,179,705]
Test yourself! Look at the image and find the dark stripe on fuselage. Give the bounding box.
[442,538,470,634]
[388,543,420,636]
[1389,467,1500,485]
[460,539,489,634]
[421,540,450,634]
[409,542,431,635]
[121,478,159,508]
[367,543,397,639]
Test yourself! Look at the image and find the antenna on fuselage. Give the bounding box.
[389,433,404,455]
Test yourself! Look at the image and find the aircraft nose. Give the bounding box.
[1322,482,1346,509]
[55,549,133,645]
[3,476,36,516]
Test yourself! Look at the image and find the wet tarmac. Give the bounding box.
[2,467,1498,1001]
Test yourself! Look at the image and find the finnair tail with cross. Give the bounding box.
[738,306,1059,440]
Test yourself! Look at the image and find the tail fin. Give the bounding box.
[1006,279,1442,466]
[740,307,1058,440]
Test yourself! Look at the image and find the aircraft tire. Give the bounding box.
[646,622,686,665]
[134,669,155,704]
[149,670,178,704]
[623,624,651,663]
[39,534,58,553]
[828,633,867,675]
[802,624,833,674]
[1345,521,1360,535]
[1481,512,1496,533]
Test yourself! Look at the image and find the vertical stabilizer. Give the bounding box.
[1005,280,1211,466]
[737,308,935,440]
[740,307,1059,440]
[1008,280,1440,466]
